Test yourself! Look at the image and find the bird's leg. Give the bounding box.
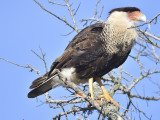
[89,78,94,100]
[87,78,94,106]
[96,77,119,107]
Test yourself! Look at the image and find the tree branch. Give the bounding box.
[33,0,76,31]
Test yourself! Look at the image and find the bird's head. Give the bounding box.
[107,7,146,27]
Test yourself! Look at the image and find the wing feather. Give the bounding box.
[48,23,105,77]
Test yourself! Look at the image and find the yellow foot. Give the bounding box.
[87,102,91,107]
[96,100,103,106]
[98,93,119,107]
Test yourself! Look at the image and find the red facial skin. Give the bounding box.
[128,11,142,21]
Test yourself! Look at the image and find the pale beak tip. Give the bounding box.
[139,14,146,22]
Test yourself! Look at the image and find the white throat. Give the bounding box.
[107,11,139,28]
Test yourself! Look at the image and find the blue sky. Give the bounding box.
[0,0,160,120]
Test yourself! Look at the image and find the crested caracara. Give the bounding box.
[28,7,146,107]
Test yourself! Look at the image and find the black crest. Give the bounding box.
[109,7,140,15]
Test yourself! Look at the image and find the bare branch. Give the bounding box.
[93,0,101,18]
[130,94,160,101]
[31,47,48,72]
[39,46,48,72]
[0,57,42,76]
[27,64,43,77]
[0,57,28,68]
[53,107,95,120]
[132,103,152,120]
[64,0,79,32]
[98,6,104,19]
[137,28,160,42]
[81,18,103,26]
[48,0,66,6]
[60,104,68,120]
[45,92,86,104]
[73,3,81,16]
[127,70,160,92]
[81,0,104,26]
[33,0,76,31]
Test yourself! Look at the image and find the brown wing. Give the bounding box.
[48,23,105,76]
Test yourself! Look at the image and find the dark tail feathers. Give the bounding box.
[28,74,60,98]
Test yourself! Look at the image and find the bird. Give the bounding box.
[28,7,146,107]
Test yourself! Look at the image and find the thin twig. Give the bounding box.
[48,0,66,6]
[33,0,76,31]
[73,3,81,16]
[0,57,28,68]
[93,0,101,18]
[137,28,160,42]
[39,46,48,72]
[53,107,95,120]
[0,57,42,76]
[130,94,160,100]
[64,0,79,32]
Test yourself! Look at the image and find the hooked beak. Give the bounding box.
[138,14,146,22]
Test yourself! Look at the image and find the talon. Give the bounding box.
[96,77,119,107]
[98,94,119,107]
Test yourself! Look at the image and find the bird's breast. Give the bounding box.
[101,26,136,55]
